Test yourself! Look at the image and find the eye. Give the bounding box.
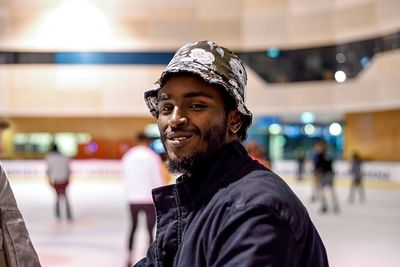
[159,104,173,114]
[188,103,207,110]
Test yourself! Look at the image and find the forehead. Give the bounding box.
[158,73,224,100]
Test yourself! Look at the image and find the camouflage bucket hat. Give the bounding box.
[144,40,253,125]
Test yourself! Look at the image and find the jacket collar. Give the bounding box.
[175,140,253,209]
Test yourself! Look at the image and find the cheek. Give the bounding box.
[197,114,225,132]
[157,118,168,135]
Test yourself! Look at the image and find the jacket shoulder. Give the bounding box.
[218,169,309,241]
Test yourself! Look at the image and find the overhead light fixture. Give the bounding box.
[360,56,370,68]
[303,124,315,136]
[300,112,315,124]
[335,53,346,63]
[266,48,281,58]
[334,70,347,83]
[329,122,342,136]
[268,123,282,135]
[33,0,113,50]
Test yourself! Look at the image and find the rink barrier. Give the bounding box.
[0,160,121,180]
[273,160,400,187]
[0,159,400,188]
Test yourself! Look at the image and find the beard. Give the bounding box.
[164,122,228,176]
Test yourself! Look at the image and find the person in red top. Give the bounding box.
[46,143,73,221]
[246,140,271,169]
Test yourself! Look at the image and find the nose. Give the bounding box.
[168,107,188,128]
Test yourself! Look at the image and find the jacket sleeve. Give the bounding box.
[0,164,42,266]
[207,205,297,267]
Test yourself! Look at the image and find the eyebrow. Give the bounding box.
[158,91,214,101]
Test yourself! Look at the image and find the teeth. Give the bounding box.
[172,136,187,141]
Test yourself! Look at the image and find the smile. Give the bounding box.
[166,133,193,148]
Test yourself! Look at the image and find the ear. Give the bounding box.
[227,111,243,135]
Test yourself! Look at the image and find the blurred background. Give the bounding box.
[0,0,399,266]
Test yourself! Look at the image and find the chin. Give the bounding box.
[167,145,199,158]
[167,146,205,160]
[168,151,193,161]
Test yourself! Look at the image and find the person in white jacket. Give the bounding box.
[45,144,72,221]
[121,132,164,266]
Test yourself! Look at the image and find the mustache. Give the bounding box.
[161,126,201,141]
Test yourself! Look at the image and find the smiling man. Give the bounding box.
[135,41,328,267]
[156,73,240,175]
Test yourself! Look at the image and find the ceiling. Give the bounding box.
[0,0,399,51]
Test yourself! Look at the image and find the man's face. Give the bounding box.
[157,73,231,173]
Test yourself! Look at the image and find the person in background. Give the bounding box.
[0,118,10,157]
[135,40,328,266]
[121,132,164,267]
[245,140,271,169]
[0,164,41,266]
[313,140,339,213]
[296,149,306,181]
[46,143,73,221]
[311,141,325,202]
[348,151,366,203]
[159,152,173,184]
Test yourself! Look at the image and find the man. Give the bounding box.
[348,151,366,203]
[0,164,41,266]
[46,143,73,221]
[121,133,164,266]
[296,149,306,181]
[135,41,328,266]
[313,140,339,213]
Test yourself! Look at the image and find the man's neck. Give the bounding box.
[179,140,242,178]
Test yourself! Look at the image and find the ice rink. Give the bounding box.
[10,177,400,267]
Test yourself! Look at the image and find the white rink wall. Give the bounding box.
[273,160,400,183]
[1,159,400,184]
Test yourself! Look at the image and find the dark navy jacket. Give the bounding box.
[135,141,328,267]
